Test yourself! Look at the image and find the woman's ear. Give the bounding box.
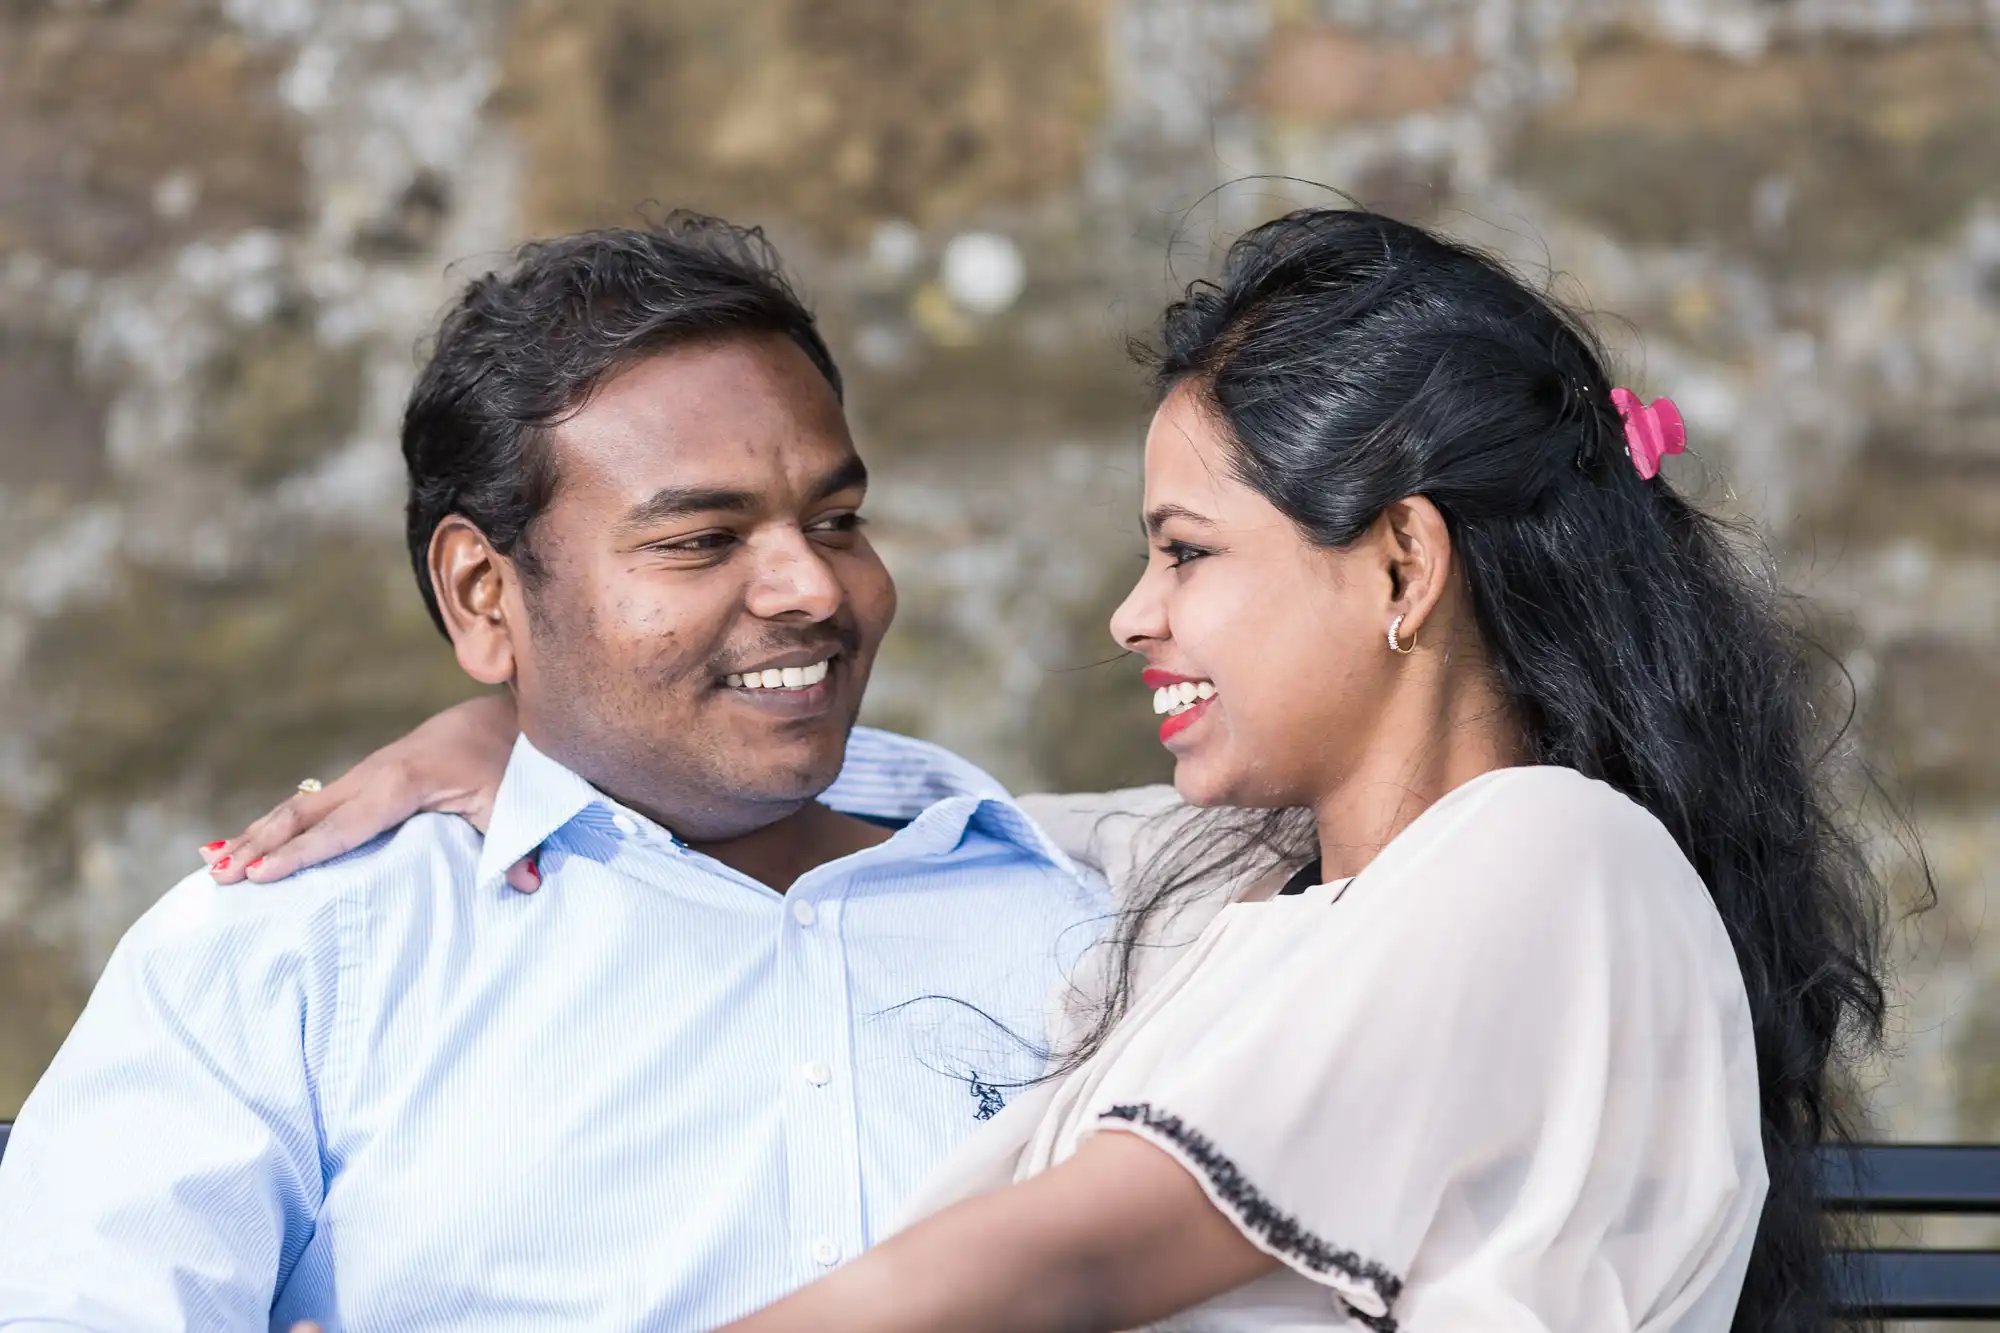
[1378,496,1453,642]
[428,516,520,686]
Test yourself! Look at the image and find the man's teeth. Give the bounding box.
[725,660,832,691]
[1151,680,1216,716]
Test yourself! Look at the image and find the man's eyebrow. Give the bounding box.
[1144,503,1216,537]
[806,455,869,504]
[619,486,759,531]
[618,457,871,532]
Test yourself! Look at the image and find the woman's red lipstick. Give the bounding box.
[1143,669,1215,744]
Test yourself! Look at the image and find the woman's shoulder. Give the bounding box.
[1406,764,1687,870]
[1372,765,1714,944]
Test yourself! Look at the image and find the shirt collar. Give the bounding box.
[475,734,604,892]
[819,728,1086,880]
[476,726,1085,892]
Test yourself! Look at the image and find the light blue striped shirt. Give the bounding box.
[0,729,1109,1331]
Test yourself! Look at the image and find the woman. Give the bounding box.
[215,209,1885,1331]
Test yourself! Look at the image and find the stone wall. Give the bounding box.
[1,0,1996,1202]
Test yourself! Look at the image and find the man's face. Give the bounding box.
[506,334,896,839]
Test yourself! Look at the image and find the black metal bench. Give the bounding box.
[0,1123,1993,1316]
[1823,1144,2000,1321]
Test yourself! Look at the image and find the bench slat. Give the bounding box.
[1819,1144,2000,1213]
[1832,1250,2000,1319]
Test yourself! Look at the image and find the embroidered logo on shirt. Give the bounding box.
[968,1074,1006,1121]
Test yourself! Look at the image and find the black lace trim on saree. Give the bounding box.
[1101,1102,1403,1333]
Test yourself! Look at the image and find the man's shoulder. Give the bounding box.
[1013,787,1188,886]
[124,812,482,960]
[825,727,1012,817]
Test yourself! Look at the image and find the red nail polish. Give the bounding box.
[248,858,266,871]
[213,856,232,871]
[525,856,540,882]
[202,841,227,853]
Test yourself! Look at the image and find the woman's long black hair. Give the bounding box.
[1071,208,1892,1333]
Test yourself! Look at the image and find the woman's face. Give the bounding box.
[1109,384,1398,810]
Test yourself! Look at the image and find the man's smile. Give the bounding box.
[717,651,843,717]
[723,653,835,692]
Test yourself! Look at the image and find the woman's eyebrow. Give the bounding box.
[1144,502,1216,537]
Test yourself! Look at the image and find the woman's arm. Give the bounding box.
[720,1131,1276,1333]
[285,1133,1266,1333]
[203,693,527,887]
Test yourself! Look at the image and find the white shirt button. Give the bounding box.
[790,899,816,927]
[801,1059,832,1086]
[611,812,639,837]
[810,1236,841,1267]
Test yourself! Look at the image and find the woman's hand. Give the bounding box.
[200,693,532,889]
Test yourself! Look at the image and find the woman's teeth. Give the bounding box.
[726,660,832,691]
[1151,680,1216,716]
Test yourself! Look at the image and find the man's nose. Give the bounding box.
[744,533,843,622]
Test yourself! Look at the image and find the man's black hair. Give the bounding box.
[401,212,843,633]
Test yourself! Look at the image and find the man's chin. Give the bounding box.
[728,719,854,796]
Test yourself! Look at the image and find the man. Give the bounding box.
[0,216,1109,1330]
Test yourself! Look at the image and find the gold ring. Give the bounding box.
[296,778,323,794]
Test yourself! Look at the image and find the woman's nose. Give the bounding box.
[1108,562,1168,652]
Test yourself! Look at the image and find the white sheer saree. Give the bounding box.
[901,767,1765,1333]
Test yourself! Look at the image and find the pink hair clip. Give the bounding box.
[1609,388,1686,480]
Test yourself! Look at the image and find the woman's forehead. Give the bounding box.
[1142,389,1244,510]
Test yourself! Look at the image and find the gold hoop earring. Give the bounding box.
[1388,614,1417,655]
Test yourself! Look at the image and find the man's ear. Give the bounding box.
[1376,495,1454,642]
[428,516,521,686]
